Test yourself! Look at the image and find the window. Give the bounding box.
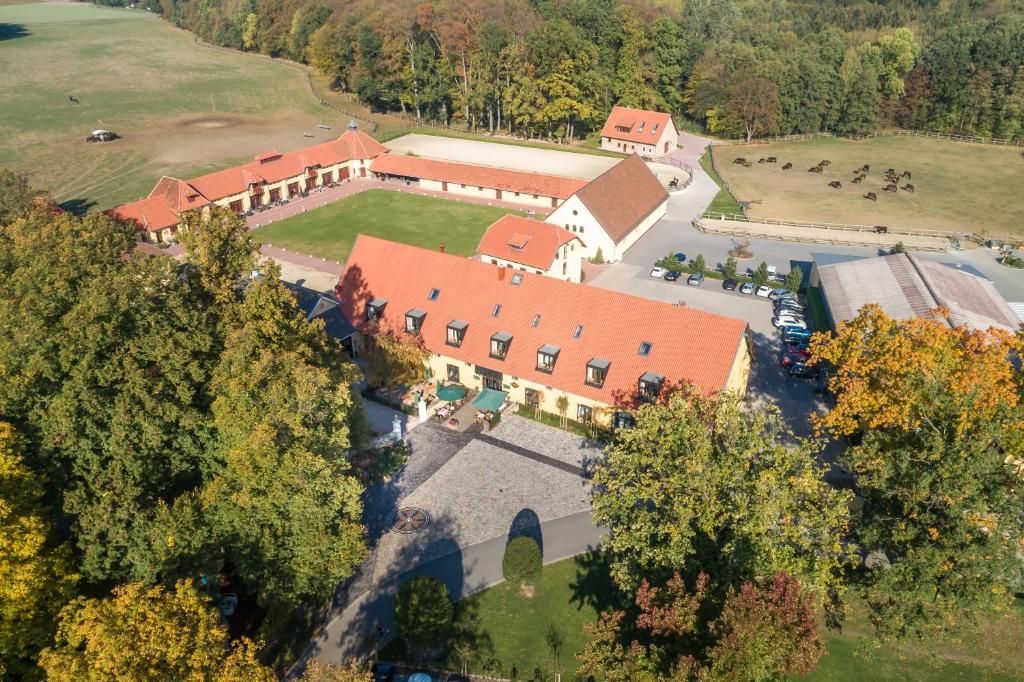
[573,325,584,339]
[562,262,567,275]
[515,192,520,196]
[531,314,541,328]
[511,272,523,286]
[492,304,501,317]
[586,358,609,388]
[536,344,559,372]
[447,364,460,383]
[405,309,426,333]
[652,123,659,133]
[428,288,441,301]
[572,209,578,216]
[366,298,387,321]
[535,270,542,275]
[490,332,512,360]
[638,372,664,402]
[491,259,498,265]
[446,320,467,347]
[577,404,592,423]
[579,226,584,233]
[638,341,652,356]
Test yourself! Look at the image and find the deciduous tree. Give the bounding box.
[394,576,454,647]
[725,76,779,141]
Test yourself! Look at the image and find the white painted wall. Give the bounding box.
[414,178,561,208]
[547,196,616,263]
[479,238,583,283]
[600,120,679,157]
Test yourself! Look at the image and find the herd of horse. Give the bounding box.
[732,156,917,200]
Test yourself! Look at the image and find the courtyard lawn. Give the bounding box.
[713,135,1024,240]
[251,190,522,262]
[414,553,1024,681]
[0,2,329,211]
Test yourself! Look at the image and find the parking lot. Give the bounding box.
[589,263,828,438]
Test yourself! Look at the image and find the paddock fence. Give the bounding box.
[699,212,957,238]
[719,128,1023,148]
[652,155,694,190]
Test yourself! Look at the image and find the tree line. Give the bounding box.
[115,0,1024,141]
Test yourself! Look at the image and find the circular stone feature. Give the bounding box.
[391,507,430,534]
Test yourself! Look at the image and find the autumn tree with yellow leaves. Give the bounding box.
[810,305,1024,640]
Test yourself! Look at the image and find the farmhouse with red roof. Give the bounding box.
[600,105,679,156]
[476,215,585,282]
[336,236,751,426]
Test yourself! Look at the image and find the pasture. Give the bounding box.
[252,190,522,263]
[0,2,335,211]
[713,136,1024,240]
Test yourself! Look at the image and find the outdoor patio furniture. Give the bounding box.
[445,418,459,430]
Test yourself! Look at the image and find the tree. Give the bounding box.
[688,254,706,275]
[722,256,737,280]
[725,76,779,141]
[0,169,47,224]
[299,659,373,682]
[875,28,921,99]
[502,536,542,587]
[394,576,454,646]
[38,580,273,681]
[365,323,430,388]
[178,206,258,305]
[888,241,906,254]
[656,253,685,274]
[591,391,851,601]
[591,247,605,264]
[751,261,770,287]
[783,266,803,293]
[0,422,78,678]
[555,394,570,428]
[810,306,1024,639]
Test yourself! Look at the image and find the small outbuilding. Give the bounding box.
[599,106,678,156]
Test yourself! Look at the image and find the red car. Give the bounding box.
[781,351,809,366]
[786,342,810,354]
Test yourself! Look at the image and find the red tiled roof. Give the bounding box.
[336,236,748,404]
[369,154,588,199]
[600,106,676,145]
[476,215,582,271]
[148,176,209,213]
[107,196,180,232]
[573,154,668,244]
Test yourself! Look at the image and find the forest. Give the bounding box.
[110,0,1024,142]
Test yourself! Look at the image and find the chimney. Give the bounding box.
[439,244,445,254]
[497,266,506,281]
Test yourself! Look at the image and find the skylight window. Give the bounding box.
[511,272,523,286]
[492,304,501,317]
[428,288,440,301]
[638,341,652,356]
[531,314,541,328]
[573,324,584,339]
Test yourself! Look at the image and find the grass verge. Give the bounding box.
[805,286,832,333]
[698,148,745,215]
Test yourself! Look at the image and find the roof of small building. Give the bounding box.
[817,252,1019,332]
[369,154,588,199]
[571,154,668,244]
[336,235,749,405]
[600,106,676,145]
[476,215,582,271]
[107,195,180,232]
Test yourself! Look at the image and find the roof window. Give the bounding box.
[511,272,523,286]
[492,304,501,317]
[428,288,441,301]
[531,314,541,328]
[446,320,468,347]
[638,372,664,403]
[573,324,584,339]
[638,341,652,356]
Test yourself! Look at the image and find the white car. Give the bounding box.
[755,285,771,297]
[650,266,667,278]
[773,315,808,329]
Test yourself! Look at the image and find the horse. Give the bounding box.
[829,180,842,189]
[851,175,864,184]
[68,96,80,105]
[733,158,747,165]
[902,170,912,179]
[884,183,898,192]
[902,183,915,193]
[741,160,752,167]
[808,165,823,173]
[782,162,793,170]
[766,156,777,163]
[819,159,831,166]
[758,158,766,164]
[864,192,877,201]
[874,225,888,234]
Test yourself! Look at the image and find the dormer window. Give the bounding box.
[536,344,560,373]
[638,372,664,402]
[366,298,387,321]
[405,309,426,334]
[446,320,468,347]
[490,332,512,360]
[586,358,609,388]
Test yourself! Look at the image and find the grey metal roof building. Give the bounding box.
[813,253,1020,333]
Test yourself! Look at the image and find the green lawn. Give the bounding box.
[805,286,832,333]
[699,148,745,215]
[388,553,1024,681]
[251,190,522,263]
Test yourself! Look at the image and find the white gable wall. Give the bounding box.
[600,119,679,156]
[479,238,583,283]
[546,196,617,263]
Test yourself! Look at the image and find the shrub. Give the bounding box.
[503,536,542,586]
[888,241,906,254]
[394,576,453,645]
[752,261,770,287]
[783,266,803,293]
[688,254,706,275]
[655,253,684,273]
[722,256,737,280]
[590,248,605,264]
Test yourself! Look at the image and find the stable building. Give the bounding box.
[335,236,751,427]
[811,252,1020,333]
[369,154,587,209]
[546,154,668,263]
[110,123,388,243]
[476,215,584,283]
[600,106,679,156]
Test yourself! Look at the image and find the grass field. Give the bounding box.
[384,553,1024,681]
[713,136,1024,240]
[699,148,745,214]
[252,190,521,262]
[0,2,335,211]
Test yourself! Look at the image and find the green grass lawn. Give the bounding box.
[805,286,832,333]
[392,553,1024,681]
[251,190,522,262]
[699,148,745,215]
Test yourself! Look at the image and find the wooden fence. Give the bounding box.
[652,156,694,190]
[700,211,959,239]
[720,128,1023,148]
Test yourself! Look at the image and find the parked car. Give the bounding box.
[773,316,808,329]
[775,303,806,316]
[650,266,667,278]
[786,341,810,353]
[783,329,813,343]
[687,272,705,286]
[768,288,791,301]
[781,351,809,366]
[740,281,756,294]
[755,285,772,297]
[722,278,739,291]
[664,270,681,282]
[788,362,819,378]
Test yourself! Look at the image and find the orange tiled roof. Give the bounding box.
[107,196,180,232]
[148,176,209,213]
[369,154,588,199]
[600,106,676,145]
[476,215,582,271]
[573,154,668,244]
[336,236,748,404]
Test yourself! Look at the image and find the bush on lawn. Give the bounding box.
[394,576,453,646]
[503,536,542,586]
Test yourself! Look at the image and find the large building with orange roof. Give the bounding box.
[600,105,679,156]
[476,215,585,282]
[336,235,751,426]
[109,123,388,244]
